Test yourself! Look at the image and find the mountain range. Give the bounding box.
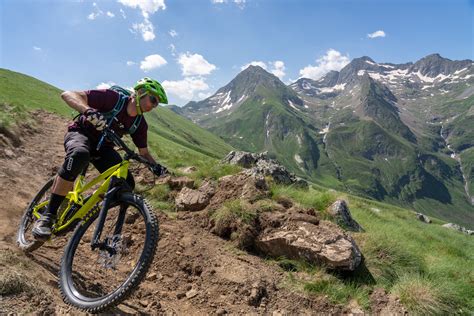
[175,54,474,227]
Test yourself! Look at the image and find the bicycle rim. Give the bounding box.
[59,193,158,312]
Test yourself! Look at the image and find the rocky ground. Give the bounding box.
[0,111,404,314]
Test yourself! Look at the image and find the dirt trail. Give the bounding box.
[0,111,343,314]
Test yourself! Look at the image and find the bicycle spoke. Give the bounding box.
[69,202,148,299]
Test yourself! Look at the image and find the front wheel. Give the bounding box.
[17,177,55,252]
[59,193,159,313]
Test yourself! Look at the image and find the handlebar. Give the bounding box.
[96,125,153,167]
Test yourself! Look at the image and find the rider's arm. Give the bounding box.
[138,147,157,164]
[61,91,90,113]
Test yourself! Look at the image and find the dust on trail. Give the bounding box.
[0,110,342,314]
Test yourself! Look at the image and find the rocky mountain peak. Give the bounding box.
[409,53,472,77]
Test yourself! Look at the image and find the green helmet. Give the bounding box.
[134,77,168,104]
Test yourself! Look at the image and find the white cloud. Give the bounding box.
[126,61,136,66]
[169,44,177,56]
[169,29,178,37]
[87,2,103,20]
[132,18,155,41]
[120,8,126,18]
[178,52,216,76]
[96,81,116,89]
[367,30,386,38]
[118,0,166,41]
[106,11,115,17]
[140,54,167,72]
[33,46,42,51]
[299,49,350,80]
[270,61,285,79]
[117,0,166,18]
[162,77,210,101]
[212,0,246,7]
[240,60,286,79]
[241,61,267,70]
[233,0,246,8]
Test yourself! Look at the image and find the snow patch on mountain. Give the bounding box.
[215,91,233,113]
[288,100,300,111]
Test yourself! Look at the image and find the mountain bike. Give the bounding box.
[17,126,160,313]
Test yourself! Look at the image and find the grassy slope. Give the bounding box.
[0,68,233,166]
[270,184,474,314]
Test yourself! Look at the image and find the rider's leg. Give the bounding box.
[33,131,91,239]
[92,146,135,190]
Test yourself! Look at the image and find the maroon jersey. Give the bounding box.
[68,89,148,148]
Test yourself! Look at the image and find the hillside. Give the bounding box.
[179,55,474,228]
[0,68,233,164]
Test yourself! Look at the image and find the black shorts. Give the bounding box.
[58,130,134,189]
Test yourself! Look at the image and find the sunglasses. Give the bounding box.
[149,95,159,105]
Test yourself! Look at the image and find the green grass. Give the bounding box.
[270,183,338,215]
[211,199,257,225]
[0,103,31,129]
[264,186,473,313]
[0,68,70,116]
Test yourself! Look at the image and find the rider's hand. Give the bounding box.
[149,164,169,177]
[84,109,106,131]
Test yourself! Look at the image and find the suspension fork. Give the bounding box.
[90,176,124,253]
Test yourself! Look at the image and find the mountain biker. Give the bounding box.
[32,77,169,239]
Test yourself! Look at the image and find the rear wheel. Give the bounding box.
[59,193,159,313]
[17,177,54,252]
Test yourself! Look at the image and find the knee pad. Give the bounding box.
[58,149,90,181]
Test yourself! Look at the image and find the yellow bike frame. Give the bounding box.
[32,160,130,234]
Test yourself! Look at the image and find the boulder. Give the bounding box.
[168,176,195,190]
[222,151,258,168]
[207,172,269,210]
[175,180,216,212]
[256,220,362,271]
[442,223,473,235]
[222,150,308,188]
[415,212,432,224]
[328,200,363,232]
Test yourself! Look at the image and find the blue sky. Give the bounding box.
[1,0,473,106]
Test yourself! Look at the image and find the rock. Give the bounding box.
[442,223,473,235]
[175,180,216,212]
[146,272,158,281]
[216,308,227,315]
[222,150,308,187]
[248,280,268,307]
[256,220,362,271]
[416,212,432,224]
[176,292,186,299]
[207,172,268,209]
[328,200,363,232]
[275,196,293,209]
[222,151,258,168]
[244,159,307,187]
[139,299,149,307]
[179,166,197,174]
[4,148,15,158]
[168,176,195,190]
[186,288,199,299]
[148,301,161,309]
